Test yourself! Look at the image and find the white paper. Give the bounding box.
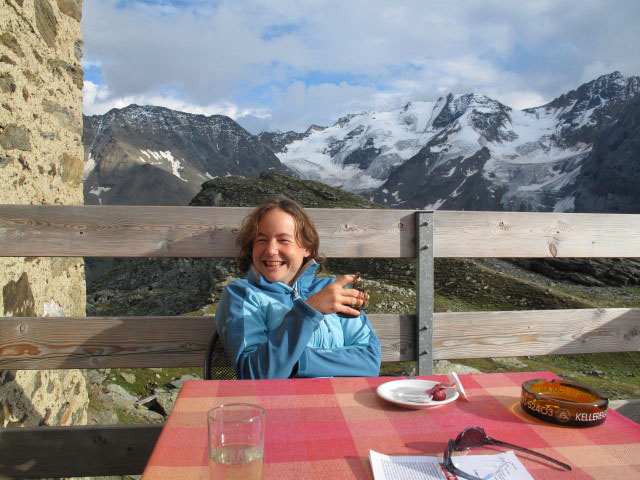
[369,450,534,480]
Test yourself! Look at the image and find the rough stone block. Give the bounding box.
[2,272,36,316]
[73,38,83,61]
[0,32,25,58]
[42,99,81,134]
[0,54,18,65]
[0,370,88,427]
[0,155,14,168]
[0,72,17,93]
[56,0,82,22]
[60,152,82,186]
[48,58,83,89]
[34,0,59,48]
[50,257,79,277]
[0,124,32,151]
[22,69,38,84]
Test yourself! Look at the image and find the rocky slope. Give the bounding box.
[189,171,382,208]
[573,92,640,213]
[83,104,292,206]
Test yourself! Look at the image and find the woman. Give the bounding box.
[216,196,382,379]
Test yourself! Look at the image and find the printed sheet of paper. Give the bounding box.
[369,450,534,480]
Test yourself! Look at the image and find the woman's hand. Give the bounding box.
[306,274,369,316]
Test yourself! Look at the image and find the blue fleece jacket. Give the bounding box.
[215,261,381,379]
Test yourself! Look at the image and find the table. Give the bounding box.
[142,372,640,479]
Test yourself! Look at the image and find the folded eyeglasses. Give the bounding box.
[443,426,571,480]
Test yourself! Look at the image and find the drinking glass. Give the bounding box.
[207,403,266,480]
[338,272,368,318]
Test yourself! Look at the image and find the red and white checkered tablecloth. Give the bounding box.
[142,371,640,479]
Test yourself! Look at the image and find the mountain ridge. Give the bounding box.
[82,72,640,214]
[83,104,292,205]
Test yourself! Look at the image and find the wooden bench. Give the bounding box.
[1,205,639,478]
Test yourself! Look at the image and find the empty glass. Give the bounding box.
[207,403,266,480]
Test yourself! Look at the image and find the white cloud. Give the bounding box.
[580,61,621,85]
[270,81,378,130]
[83,81,268,120]
[82,0,640,132]
[237,81,379,133]
[494,91,548,111]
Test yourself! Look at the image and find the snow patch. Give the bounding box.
[443,167,456,177]
[425,198,446,210]
[43,300,64,317]
[140,149,188,181]
[278,99,447,192]
[575,106,598,128]
[553,196,575,212]
[89,185,111,205]
[83,153,96,180]
[89,186,111,196]
[450,177,469,198]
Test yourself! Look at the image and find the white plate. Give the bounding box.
[376,379,459,409]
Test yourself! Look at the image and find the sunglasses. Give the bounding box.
[443,426,571,480]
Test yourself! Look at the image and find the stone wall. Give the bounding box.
[0,0,87,427]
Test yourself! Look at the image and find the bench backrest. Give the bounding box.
[2,206,639,372]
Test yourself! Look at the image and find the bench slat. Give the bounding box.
[2,309,638,369]
[433,308,640,358]
[435,210,640,258]
[0,205,417,258]
[0,316,214,369]
[4,206,640,258]
[0,314,415,368]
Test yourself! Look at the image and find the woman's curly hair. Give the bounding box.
[236,196,325,272]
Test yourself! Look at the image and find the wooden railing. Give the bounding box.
[1,205,639,478]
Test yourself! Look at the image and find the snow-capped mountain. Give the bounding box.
[83,104,291,205]
[274,72,640,211]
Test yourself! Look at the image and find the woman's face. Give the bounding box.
[252,208,311,285]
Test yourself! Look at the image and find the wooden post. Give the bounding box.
[416,211,434,375]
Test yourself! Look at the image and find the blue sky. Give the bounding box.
[82,0,640,134]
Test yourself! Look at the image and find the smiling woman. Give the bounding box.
[214,196,382,380]
[251,209,311,285]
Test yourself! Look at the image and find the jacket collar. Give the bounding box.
[248,259,318,293]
